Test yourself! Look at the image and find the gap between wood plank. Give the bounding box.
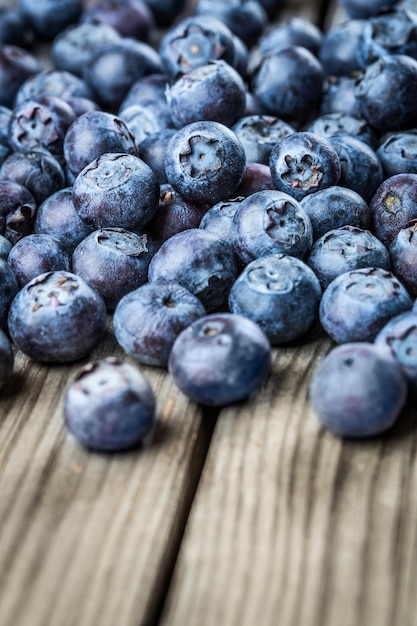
[140,406,219,626]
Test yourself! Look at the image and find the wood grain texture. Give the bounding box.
[0,324,215,626]
[158,1,417,624]
[160,325,417,626]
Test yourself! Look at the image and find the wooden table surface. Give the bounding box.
[2,1,417,625]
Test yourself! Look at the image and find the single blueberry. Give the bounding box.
[231,189,313,266]
[389,219,417,295]
[309,342,407,438]
[229,253,322,344]
[307,226,391,289]
[63,110,137,177]
[252,47,325,123]
[374,309,417,397]
[72,152,159,231]
[0,259,19,331]
[356,55,417,132]
[148,228,238,311]
[0,328,13,390]
[319,267,413,344]
[114,281,206,366]
[231,114,296,165]
[147,184,209,247]
[328,135,384,203]
[0,179,37,245]
[51,22,121,77]
[72,228,155,310]
[8,233,70,288]
[168,312,271,406]
[370,172,417,247]
[319,19,365,76]
[269,132,341,202]
[64,357,156,451]
[164,120,246,205]
[166,60,247,128]
[301,186,371,241]
[34,187,95,254]
[0,151,65,206]
[377,131,417,177]
[8,270,107,363]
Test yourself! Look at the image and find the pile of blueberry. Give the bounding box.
[2,0,417,449]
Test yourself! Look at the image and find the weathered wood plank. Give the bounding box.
[0,324,215,626]
[160,323,417,626]
[158,1,417,624]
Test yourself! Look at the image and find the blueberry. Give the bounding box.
[355,55,417,132]
[166,60,247,128]
[307,113,378,150]
[231,189,313,266]
[194,0,267,49]
[0,328,13,390]
[319,267,413,344]
[8,95,76,157]
[259,17,323,57]
[64,357,156,451]
[72,228,155,310]
[0,44,42,108]
[328,135,384,203]
[164,120,246,205]
[0,235,12,260]
[8,233,70,288]
[159,16,244,78]
[168,312,271,406]
[119,72,173,122]
[389,219,417,295]
[252,47,325,123]
[231,114,296,165]
[138,128,177,184]
[114,281,206,366]
[73,152,159,231]
[377,130,417,177]
[341,0,399,19]
[0,179,37,244]
[320,74,363,118]
[300,186,371,241]
[141,0,187,27]
[34,187,95,253]
[0,105,12,166]
[269,132,341,202]
[199,197,244,241]
[81,38,162,110]
[307,225,391,290]
[119,104,168,146]
[8,270,107,363]
[356,8,417,69]
[319,19,365,76]
[374,309,417,397]
[80,0,155,42]
[0,259,19,330]
[15,69,93,106]
[51,22,121,77]
[147,184,209,247]
[309,342,407,438]
[148,228,238,311]
[0,7,30,47]
[370,172,417,247]
[233,162,276,197]
[19,0,83,39]
[63,110,138,178]
[0,151,65,206]
[229,253,322,344]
